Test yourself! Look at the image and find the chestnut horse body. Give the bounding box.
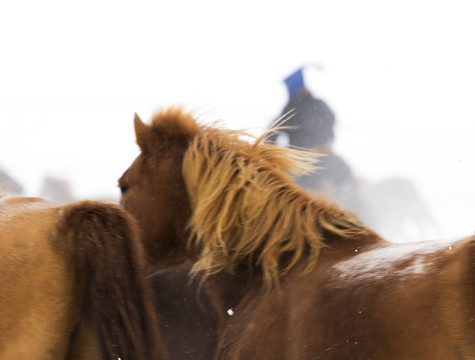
[0,197,161,360]
[120,108,475,359]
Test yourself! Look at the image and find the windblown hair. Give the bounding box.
[149,109,368,289]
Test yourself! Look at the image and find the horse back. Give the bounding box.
[301,237,475,359]
[217,237,475,359]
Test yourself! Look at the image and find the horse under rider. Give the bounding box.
[267,67,363,212]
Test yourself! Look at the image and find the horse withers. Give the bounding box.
[119,107,475,359]
[0,197,162,360]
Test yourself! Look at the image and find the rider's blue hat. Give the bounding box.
[283,68,305,98]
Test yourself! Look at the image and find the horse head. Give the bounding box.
[119,109,199,268]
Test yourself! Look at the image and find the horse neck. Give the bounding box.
[203,267,256,318]
[144,227,193,273]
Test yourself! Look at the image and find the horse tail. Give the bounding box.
[54,200,162,360]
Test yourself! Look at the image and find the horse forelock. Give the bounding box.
[134,107,201,157]
[150,107,200,140]
[179,116,368,289]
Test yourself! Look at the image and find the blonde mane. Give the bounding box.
[163,112,369,289]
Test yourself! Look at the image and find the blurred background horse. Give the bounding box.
[357,176,440,242]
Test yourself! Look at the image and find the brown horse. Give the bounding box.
[0,197,162,360]
[148,261,223,360]
[119,107,475,359]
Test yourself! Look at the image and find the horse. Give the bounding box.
[119,107,475,359]
[357,176,441,242]
[148,261,223,360]
[0,196,162,360]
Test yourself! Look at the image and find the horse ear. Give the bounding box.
[134,113,149,151]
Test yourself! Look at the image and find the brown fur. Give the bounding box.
[0,197,162,360]
[120,107,475,359]
[149,261,223,360]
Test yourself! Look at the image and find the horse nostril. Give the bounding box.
[120,187,129,195]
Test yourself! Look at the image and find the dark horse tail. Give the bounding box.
[54,200,162,360]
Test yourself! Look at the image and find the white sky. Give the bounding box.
[1,0,474,239]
